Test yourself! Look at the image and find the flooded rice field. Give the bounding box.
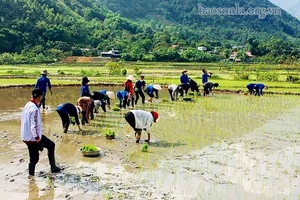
[0,85,300,199]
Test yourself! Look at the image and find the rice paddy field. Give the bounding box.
[0,61,299,199]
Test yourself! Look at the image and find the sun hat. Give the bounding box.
[181,69,188,73]
[32,88,43,98]
[153,84,162,90]
[106,91,115,99]
[151,111,159,122]
[126,75,135,81]
[41,70,49,75]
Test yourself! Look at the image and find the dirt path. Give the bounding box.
[1,106,300,199]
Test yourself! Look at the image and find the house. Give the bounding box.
[245,51,254,58]
[100,49,121,58]
[229,51,254,62]
[197,46,207,51]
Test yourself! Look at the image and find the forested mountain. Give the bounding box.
[0,0,300,63]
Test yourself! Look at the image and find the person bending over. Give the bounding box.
[124,110,159,143]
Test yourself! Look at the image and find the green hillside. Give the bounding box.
[0,0,299,63]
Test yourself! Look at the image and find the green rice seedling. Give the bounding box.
[80,144,98,152]
[141,144,149,152]
[113,107,121,111]
[102,128,116,139]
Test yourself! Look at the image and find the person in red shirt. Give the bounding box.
[124,75,135,107]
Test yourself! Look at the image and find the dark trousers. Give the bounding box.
[38,93,46,109]
[135,90,145,104]
[125,112,141,132]
[190,85,199,93]
[203,85,210,96]
[57,110,70,133]
[26,135,55,175]
[180,83,190,95]
[168,89,175,101]
[247,86,254,95]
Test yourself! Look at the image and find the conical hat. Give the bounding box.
[153,84,162,90]
[106,91,115,99]
[126,75,135,81]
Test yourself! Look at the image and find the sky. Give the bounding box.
[269,0,300,20]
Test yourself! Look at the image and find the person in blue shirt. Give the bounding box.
[144,84,161,103]
[134,75,146,104]
[254,83,268,96]
[116,90,132,109]
[80,76,90,97]
[35,70,52,109]
[246,83,256,95]
[56,103,81,133]
[202,69,212,96]
[180,70,190,96]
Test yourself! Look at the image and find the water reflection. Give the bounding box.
[28,179,54,200]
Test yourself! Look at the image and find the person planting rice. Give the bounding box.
[168,84,183,101]
[188,78,200,93]
[202,69,213,96]
[56,103,81,133]
[254,83,268,96]
[134,75,146,104]
[116,90,132,109]
[124,110,159,143]
[92,90,114,112]
[34,70,52,109]
[247,83,256,95]
[77,96,94,125]
[204,82,219,94]
[180,69,190,95]
[21,89,61,178]
[144,84,161,103]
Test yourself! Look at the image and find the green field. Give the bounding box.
[0,61,299,93]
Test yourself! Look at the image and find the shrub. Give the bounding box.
[133,66,142,76]
[106,61,122,76]
[121,68,127,76]
[57,70,65,75]
[256,71,279,82]
[232,67,251,80]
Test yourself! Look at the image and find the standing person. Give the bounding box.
[124,75,135,107]
[202,69,212,96]
[144,84,161,103]
[134,75,146,105]
[77,96,94,125]
[168,84,183,101]
[80,76,90,97]
[254,83,268,96]
[180,69,190,95]
[21,88,61,178]
[124,110,159,143]
[56,103,81,133]
[247,83,256,95]
[35,70,52,109]
[116,90,131,109]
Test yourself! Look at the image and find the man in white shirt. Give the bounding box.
[21,88,61,178]
[125,110,159,143]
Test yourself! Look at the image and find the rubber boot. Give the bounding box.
[29,163,35,176]
[48,154,61,173]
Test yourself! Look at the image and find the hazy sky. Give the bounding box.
[269,0,300,20]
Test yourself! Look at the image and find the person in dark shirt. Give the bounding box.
[188,78,200,93]
[35,70,52,109]
[179,69,190,95]
[91,90,114,112]
[134,75,146,104]
[247,83,256,95]
[202,69,212,96]
[254,83,268,96]
[80,76,90,97]
[56,103,81,133]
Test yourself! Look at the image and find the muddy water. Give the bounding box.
[1,86,300,200]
